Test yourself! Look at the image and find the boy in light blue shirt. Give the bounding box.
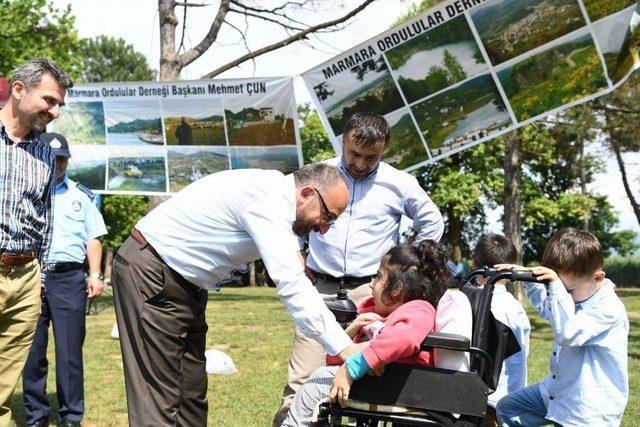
[497,228,629,426]
[473,234,530,426]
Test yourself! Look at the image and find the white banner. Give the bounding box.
[49,77,301,194]
[302,0,640,171]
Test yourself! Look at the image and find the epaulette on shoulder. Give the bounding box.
[76,182,95,200]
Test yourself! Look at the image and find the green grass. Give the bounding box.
[9,287,640,426]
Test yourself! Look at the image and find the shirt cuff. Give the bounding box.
[547,279,567,297]
[346,352,371,381]
[314,321,353,357]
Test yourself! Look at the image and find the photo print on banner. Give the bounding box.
[48,77,302,194]
[302,0,640,171]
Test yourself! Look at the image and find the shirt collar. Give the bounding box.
[339,156,379,182]
[0,119,40,145]
[576,278,615,309]
[284,173,297,224]
[55,174,70,191]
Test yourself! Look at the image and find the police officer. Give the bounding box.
[22,133,107,427]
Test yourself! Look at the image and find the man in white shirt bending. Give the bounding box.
[112,163,358,426]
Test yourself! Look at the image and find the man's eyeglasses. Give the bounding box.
[313,187,337,226]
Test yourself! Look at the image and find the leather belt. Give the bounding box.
[310,269,376,286]
[45,262,84,273]
[0,251,36,266]
[131,228,162,260]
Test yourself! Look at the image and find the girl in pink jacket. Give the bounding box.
[283,240,449,427]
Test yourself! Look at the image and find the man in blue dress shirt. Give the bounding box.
[22,133,107,427]
[273,112,444,425]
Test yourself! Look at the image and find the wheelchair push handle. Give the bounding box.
[485,267,551,286]
[461,266,499,284]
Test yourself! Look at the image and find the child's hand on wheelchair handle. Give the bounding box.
[330,363,354,407]
[529,266,559,283]
[494,264,557,284]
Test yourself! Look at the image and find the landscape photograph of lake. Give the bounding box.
[224,91,297,147]
[48,101,106,145]
[66,145,107,191]
[470,0,586,65]
[163,98,226,146]
[167,146,230,192]
[229,145,300,174]
[107,146,167,192]
[583,0,637,23]
[385,15,487,103]
[382,108,429,170]
[593,6,637,82]
[105,100,164,146]
[497,30,608,121]
[314,55,404,134]
[410,73,511,156]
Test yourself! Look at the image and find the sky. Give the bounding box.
[52,0,421,104]
[51,0,640,244]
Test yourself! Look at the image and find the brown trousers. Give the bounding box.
[0,260,40,427]
[271,277,372,427]
[112,236,208,426]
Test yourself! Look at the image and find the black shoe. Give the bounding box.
[58,418,80,427]
[26,419,49,427]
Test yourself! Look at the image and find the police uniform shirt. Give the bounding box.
[46,176,107,264]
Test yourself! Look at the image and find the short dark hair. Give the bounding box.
[542,228,603,277]
[342,112,391,147]
[9,58,73,90]
[473,233,517,268]
[293,163,345,193]
[380,240,449,309]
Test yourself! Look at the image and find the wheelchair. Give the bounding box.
[320,267,544,426]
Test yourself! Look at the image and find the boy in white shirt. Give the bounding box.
[473,234,530,426]
[496,228,629,426]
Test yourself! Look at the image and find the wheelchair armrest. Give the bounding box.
[421,331,470,351]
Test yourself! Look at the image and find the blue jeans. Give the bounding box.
[496,384,560,427]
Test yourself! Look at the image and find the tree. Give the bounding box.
[593,73,640,229]
[513,121,637,262]
[159,0,377,80]
[299,103,334,164]
[415,139,503,263]
[0,0,82,78]
[101,195,149,249]
[443,49,466,82]
[78,36,157,83]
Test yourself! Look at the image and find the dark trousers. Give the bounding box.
[23,268,87,424]
[112,236,208,426]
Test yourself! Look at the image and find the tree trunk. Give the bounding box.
[159,0,181,80]
[249,262,256,287]
[577,137,589,231]
[447,212,463,265]
[503,131,526,305]
[151,0,180,210]
[610,131,640,228]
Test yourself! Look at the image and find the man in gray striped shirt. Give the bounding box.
[0,58,72,427]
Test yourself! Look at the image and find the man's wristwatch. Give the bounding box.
[88,272,104,281]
